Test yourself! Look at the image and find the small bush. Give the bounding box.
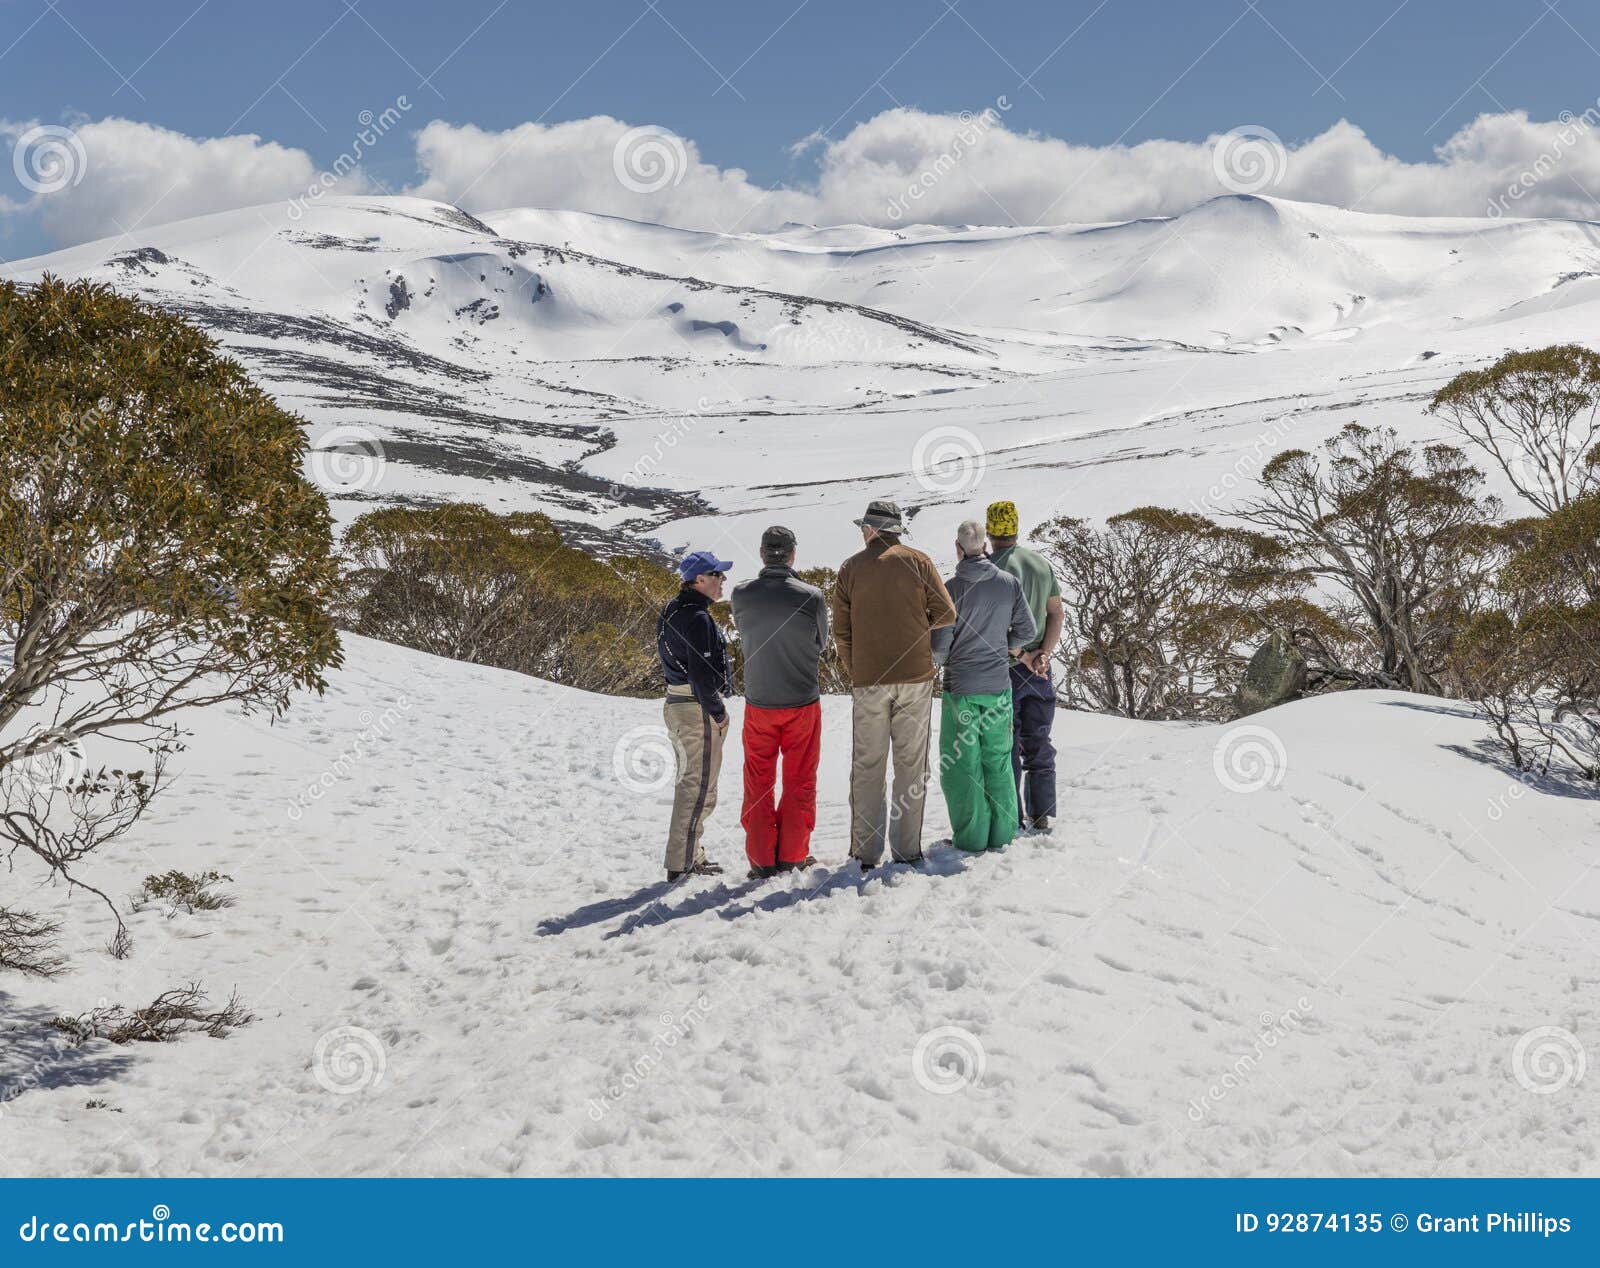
[339,505,678,696]
[133,869,236,916]
[51,984,252,1045]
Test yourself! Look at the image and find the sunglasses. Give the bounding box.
[702,570,726,579]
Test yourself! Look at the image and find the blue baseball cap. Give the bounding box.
[677,549,732,582]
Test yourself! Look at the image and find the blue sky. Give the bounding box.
[4,0,1600,256]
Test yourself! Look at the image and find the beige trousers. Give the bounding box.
[664,687,725,873]
[848,679,935,865]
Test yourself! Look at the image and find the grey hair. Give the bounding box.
[956,520,986,555]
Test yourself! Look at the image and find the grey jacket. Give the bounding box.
[930,555,1036,696]
[730,565,828,709]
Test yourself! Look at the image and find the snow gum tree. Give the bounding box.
[1238,425,1500,695]
[1429,344,1600,516]
[1455,493,1600,780]
[1030,507,1317,719]
[0,275,341,971]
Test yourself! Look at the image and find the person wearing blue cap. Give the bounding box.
[656,549,734,881]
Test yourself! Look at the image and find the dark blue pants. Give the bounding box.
[1010,662,1057,824]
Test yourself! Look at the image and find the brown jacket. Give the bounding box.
[832,536,957,686]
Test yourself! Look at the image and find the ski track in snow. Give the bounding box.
[2,636,1597,1178]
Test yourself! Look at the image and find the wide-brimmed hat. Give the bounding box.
[853,499,906,533]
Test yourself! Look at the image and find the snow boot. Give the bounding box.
[1032,815,1052,834]
[668,859,725,882]
[748,865,779,880]
[777,857,816,873]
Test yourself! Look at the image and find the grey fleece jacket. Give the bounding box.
[730,565,828,709]
[930,554,1037,696]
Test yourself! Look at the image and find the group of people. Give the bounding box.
[654,499,1064,882]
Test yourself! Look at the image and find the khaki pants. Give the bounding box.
[848,679,935,865]
[664,687,725,873]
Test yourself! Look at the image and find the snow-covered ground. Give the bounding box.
[3,635,1596,1177]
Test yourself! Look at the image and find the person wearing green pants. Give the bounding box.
[939,690,1019,851]
[930,521,1038,854]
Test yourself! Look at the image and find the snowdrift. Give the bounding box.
[3,635,1594,1177]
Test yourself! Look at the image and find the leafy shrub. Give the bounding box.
[340,504,677,696]
[133,869,236,916]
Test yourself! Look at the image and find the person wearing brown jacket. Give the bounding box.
[832,500,957,869]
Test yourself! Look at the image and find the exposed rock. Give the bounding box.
[1235,630,1306,717]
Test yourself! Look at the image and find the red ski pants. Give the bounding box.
[740,701,822,868]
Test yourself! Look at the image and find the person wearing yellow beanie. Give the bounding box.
[986,501,1064,833]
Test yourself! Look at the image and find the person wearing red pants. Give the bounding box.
[730,526,829,877]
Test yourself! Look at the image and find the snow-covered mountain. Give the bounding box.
[6,198,1599,1180]
[5,635,1596,1177]
[9,193,1600,560]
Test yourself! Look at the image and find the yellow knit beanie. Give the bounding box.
[986,500,1019,537]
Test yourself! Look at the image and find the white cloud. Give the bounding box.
[9,107,1600,251]
[2,116,372,248]
[414,107,1600,230]
[407,116,809,233]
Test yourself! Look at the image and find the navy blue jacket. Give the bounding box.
[657,586,732,722]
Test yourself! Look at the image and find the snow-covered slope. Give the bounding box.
[9,194,1600,561]
[2,636,1595,1177]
